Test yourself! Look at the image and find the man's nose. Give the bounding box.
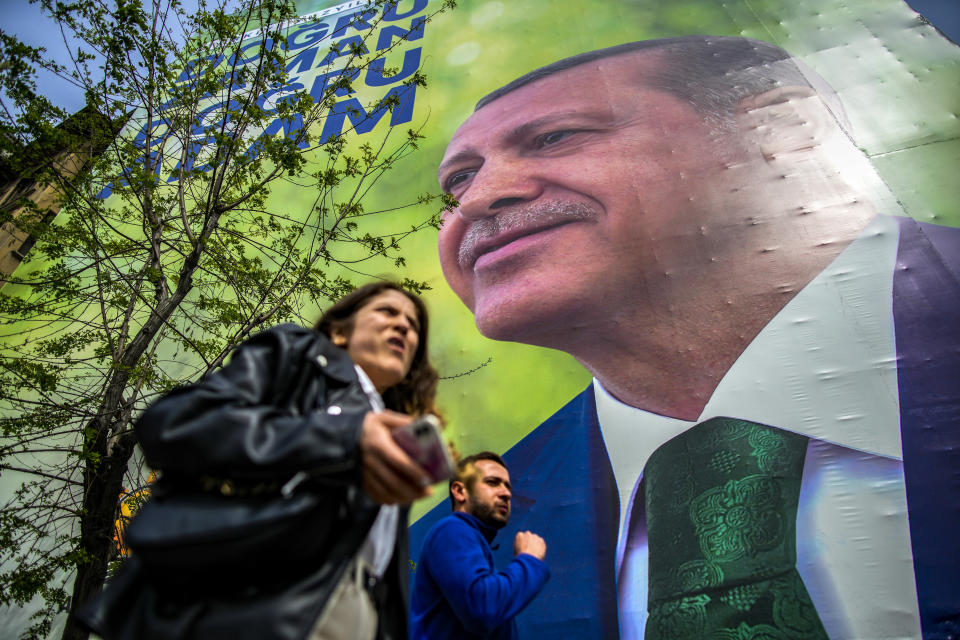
[456,160,542,222]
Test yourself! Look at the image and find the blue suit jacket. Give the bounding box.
[411,218,960,639]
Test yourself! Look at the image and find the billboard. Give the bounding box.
[374,0,958,638]
[4,0,958,637]
[120,0,960,637]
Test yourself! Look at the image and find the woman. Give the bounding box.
[79,282,441,640]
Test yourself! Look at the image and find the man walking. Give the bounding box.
[410,452,549,639]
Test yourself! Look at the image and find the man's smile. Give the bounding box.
[456,200,598,269]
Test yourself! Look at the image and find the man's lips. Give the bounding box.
[456,200,598,269]
[469,223,569,269]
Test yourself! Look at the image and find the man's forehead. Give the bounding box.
[441,52,662,155]
[483,49,661,104]
[477,50,662,111]
[473,459,509,478]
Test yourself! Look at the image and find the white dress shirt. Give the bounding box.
[596,214,922,639]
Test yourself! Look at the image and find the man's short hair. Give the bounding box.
[475,35,850,137]
[448,451,508,510]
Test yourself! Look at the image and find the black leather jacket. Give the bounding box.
[78,324,409,640]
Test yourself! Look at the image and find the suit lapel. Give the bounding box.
[894,217,960,638]
[499,386,621,639]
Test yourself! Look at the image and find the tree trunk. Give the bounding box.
[61,431,136,640]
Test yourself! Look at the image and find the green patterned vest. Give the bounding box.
[643,417,828,640]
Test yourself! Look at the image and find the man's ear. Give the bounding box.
[737,86,838,161]
[450,480,468,507]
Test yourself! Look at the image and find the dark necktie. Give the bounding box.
[643,417,828,639]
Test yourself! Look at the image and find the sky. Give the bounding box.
[0,0,958,114]
[0,0,241,114]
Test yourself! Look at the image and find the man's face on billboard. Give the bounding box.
[436,53,733,345]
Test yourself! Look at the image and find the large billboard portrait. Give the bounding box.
[1,0,957,638]
[398,1,960,640]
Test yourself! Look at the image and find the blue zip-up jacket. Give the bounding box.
[410,512,550,639]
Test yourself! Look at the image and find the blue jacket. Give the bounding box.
[410,512,550,639]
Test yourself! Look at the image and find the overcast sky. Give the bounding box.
[1,0,958,114]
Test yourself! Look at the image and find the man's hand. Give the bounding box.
[513,531,547,560]
[361,410,432,505]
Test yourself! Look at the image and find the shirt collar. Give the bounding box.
[699,212,901,457]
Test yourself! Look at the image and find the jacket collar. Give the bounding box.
[306,331,357,383]
[454,511,500,544]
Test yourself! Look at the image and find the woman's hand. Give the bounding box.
[361,410,433,504]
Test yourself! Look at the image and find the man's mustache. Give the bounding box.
[457,200,598,267]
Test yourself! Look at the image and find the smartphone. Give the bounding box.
[392,414,455,484]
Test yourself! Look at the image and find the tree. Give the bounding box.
[0,0,456,638]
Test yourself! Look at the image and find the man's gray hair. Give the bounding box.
[475,35,850,137]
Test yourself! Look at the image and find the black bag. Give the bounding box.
[125,478,344,586]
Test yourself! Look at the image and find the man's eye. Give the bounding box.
[535,130,576,148]
[444,171,474,192]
